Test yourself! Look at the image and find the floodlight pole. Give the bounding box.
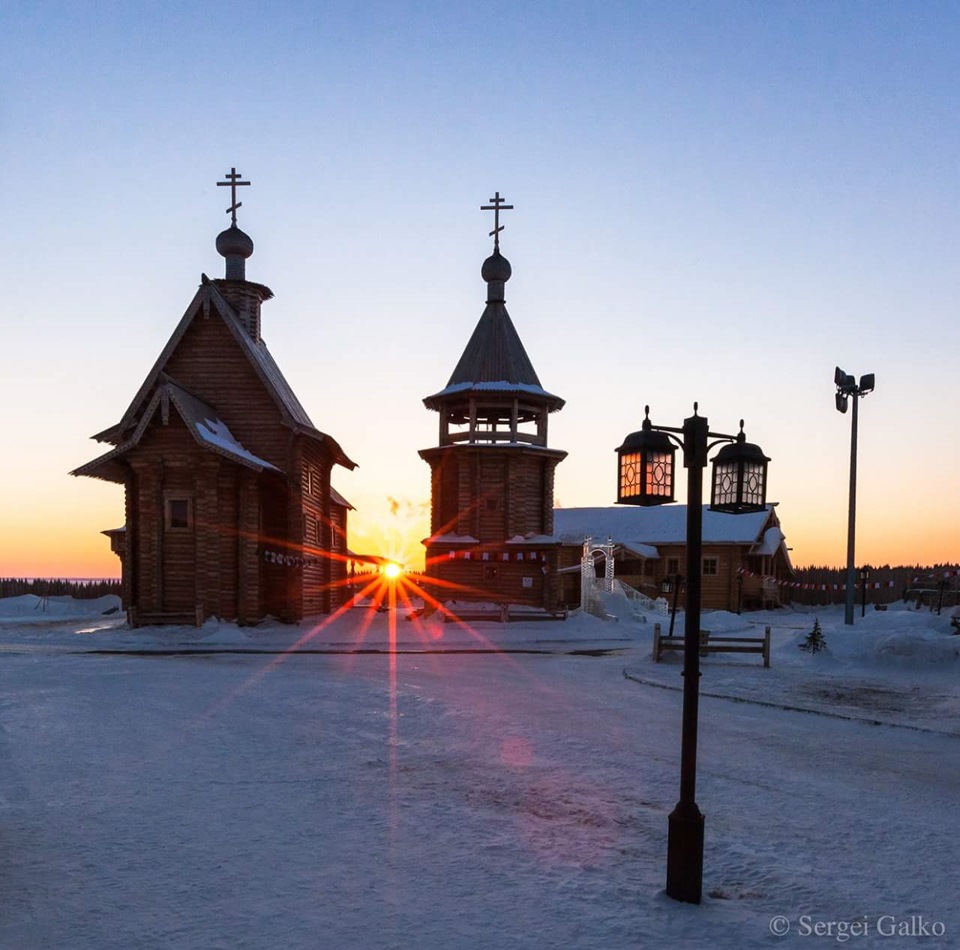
[844,391,859,626]
[836,368,874,626]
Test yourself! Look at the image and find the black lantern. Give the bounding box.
[615,406,676,506]
[710,422,769,513]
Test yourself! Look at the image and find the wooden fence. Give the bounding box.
[788,565,959,609]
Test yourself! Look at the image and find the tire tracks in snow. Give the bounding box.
[621,668,960,737]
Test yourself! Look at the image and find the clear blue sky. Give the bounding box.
[2,1,958,575]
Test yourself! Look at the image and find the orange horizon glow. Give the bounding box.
[2,482,956,580]
[2,509,958,580]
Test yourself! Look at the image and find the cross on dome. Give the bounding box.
[480,191,514,250]
[217,167,251,226]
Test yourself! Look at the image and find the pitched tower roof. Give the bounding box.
[424,196,563,412]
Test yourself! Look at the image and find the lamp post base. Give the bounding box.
[666,802,705,904]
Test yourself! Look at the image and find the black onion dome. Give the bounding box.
[216,225,254,260]
[481,249,512,284]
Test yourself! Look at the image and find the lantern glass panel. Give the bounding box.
[712,462,739,508]
[619,452,642,500]
[740,462,765,507]
[646,451,673,499]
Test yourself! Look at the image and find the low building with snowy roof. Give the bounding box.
[552,503,793,612]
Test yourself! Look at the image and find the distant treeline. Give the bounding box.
[789,564,959,607]
[0,578,121,599]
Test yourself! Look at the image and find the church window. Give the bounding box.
[165,496,193,531]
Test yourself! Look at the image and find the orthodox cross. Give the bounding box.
[217,167,251,226]
[480,191,514,250]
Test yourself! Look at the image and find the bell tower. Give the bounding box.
[419,194,566,609]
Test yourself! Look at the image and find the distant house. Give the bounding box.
[72,175,355,626]
[553,504,793,612]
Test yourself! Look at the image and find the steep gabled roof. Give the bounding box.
[91,278,355,469]
[72,380,281,482]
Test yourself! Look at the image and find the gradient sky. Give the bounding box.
[2,1,958,577]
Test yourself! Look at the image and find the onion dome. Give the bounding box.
[481,248,511,303]
[216,225,254,280]
[481,249,512,283]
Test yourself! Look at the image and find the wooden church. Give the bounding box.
[73,170,356,626]
[419,194,567,611]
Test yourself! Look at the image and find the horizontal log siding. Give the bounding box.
[238,470,260,624]
[425,547,561,609]
[422,448,561,546]
[132,419,200,616]
[298,439,332,618]
[132,464,160,614]
[123,467,137,611]
[193,459,220,617]
[162,312,290,469]
[260,481,291,620]
[477,456,506,540]
[329,505,347,609]
[216,465,240,620]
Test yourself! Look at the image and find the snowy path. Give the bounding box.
[1,634,958,949]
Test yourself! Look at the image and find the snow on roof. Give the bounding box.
[753,524,786,557]
[553,505,774,547]
[505,534,559,545]
[427,533,480,545]
[90,281,355,470]
[72,381,281,479]
[426,380,564,402]
[195,416,279,472]
[619,541,660,559]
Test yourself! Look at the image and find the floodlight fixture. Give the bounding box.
[833,366,875,624]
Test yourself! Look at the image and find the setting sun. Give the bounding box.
[382,562,404,580]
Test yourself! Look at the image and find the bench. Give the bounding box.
[653,623,771,667]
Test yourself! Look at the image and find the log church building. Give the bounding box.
[73,170,355,626]
[75,177,792,625]
[417,194,793,614]
[419,194,568,611]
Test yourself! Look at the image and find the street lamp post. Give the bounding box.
[835,367,875,626]
[616,404,769,904]
[860,566,870,618]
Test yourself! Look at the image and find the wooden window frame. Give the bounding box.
[702,557,719,577]
[164,495,193,531]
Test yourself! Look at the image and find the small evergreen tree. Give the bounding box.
[799,617,827,654]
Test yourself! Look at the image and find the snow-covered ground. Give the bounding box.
[1,595,958,949]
